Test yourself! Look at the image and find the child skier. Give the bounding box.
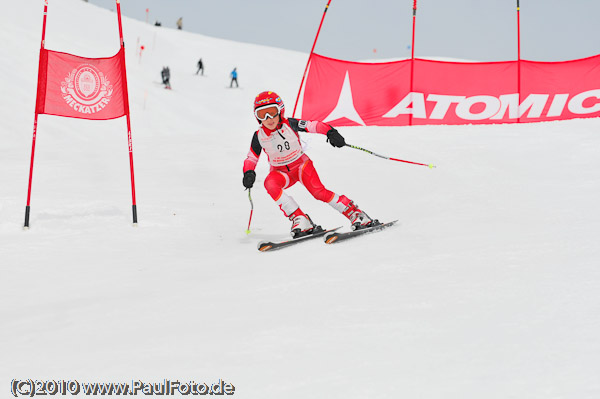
[242,91,376,238]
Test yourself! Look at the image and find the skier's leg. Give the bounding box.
[298,159,335,203]
[264,170,298,217]
[265,170,314,235]
[299,160,374,229]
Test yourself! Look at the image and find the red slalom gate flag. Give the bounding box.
[24,0,138,230]
[36,48,126,120]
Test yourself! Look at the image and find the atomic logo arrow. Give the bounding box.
[323,71,365,126]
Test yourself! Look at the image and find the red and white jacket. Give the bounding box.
[243,118,330,172]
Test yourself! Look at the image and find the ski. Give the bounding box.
[258,226,342,252]
[324,220,398,244]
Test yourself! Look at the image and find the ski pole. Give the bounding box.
[345,144,436,168]
[246,188,254,234]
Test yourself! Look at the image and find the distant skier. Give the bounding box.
[229,67,238,88]
[176,17,183,30]
[196,58,204,75]
[161,66,167,84]
[242,91,376,238]
[165,66,171,89]
[161,66,171,89]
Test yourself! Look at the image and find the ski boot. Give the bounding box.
[338,196,378,231]
[289,208,316,238]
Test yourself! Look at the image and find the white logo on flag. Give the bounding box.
[61,64,113,114]
[323,71,365,126]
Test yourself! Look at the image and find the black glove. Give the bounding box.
[243,170,256,188]
[326,127,346,148]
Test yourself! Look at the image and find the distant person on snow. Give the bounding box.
[196,58,204,75]
[161,66,171,89]
[230,67,238,88]
[176,17,183,30]
[242,91,376,238]
[161,66,167,84]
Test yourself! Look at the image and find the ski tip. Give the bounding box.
[324,229,342,244]
[324,234,338,244]
[257,241,273,252]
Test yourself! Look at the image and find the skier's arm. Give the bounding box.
[243,131,262,172]
[288,118,330,135]
[288,118,346,147]
[243,132,261,188]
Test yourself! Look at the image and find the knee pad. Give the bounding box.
[264,171,288,201]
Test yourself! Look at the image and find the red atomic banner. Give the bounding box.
[301,53,600,126]
[36,48,126,120]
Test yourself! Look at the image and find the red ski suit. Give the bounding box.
[243,117,339,217]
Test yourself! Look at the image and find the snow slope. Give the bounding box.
[1,1,599,398]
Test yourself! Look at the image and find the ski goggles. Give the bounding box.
[255,105,280,121]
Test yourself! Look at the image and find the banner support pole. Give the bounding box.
[292,0,332,118]
[409,0,418,127]
[517,0,522,123]
[24,0,49,230]
[116,0,138,225]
